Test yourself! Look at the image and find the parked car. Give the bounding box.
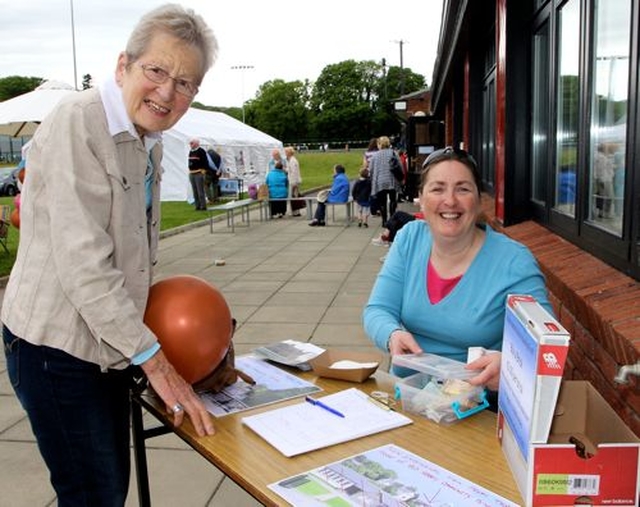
[0,167,21,196]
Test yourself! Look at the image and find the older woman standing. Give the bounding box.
[369,136,400,226]
[1,5,217,504]
[363,147,552,400]
[285,146,303,216]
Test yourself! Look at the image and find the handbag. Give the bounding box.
[389,154,404,183]
[257,183,270,200]
[291,187,306,210]
[291,199,306,211]
[316,189,330,203]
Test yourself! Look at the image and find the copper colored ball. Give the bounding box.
[143,275,232,384]
[10,208,19,229]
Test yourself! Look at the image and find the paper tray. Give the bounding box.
[309,349,382,382]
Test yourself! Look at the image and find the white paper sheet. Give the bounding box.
[242,388,412,457]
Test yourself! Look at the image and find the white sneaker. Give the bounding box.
[371,237,389,247]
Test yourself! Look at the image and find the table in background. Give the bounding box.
[131,371,522,507]
[207,198,255,233]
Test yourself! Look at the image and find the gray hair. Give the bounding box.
[125,3,218,84]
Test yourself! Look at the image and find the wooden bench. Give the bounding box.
[207,198,261,233]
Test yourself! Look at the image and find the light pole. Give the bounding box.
[231,65,254,123]
[70,0,78,90]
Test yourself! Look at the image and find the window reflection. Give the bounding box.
[588,0,630,236]
[554,0,579,217]
[531,22,549,206]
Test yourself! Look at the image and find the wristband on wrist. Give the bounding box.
[132,342,161,365]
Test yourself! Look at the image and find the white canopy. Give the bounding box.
[162,108,282,201]
[0,82,282,201]
[0,81,76,137]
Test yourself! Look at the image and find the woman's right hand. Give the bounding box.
[388,330,422,355]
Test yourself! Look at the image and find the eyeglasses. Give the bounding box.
[138,63,199,98]
[422,146,478,172]
[421,146,483,194]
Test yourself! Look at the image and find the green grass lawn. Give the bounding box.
[0,150,366,278]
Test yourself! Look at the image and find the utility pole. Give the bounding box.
[391,39,407,96]
[382,58,388,101]
[230,65,254,123]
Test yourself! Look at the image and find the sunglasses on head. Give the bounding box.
[422,146,478,172]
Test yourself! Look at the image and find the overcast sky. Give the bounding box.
[0,0,444,107]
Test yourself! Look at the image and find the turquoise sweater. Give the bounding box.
[265,168,288,198]
[363,220,552,367]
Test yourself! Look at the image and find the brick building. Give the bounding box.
[429,0,640,434]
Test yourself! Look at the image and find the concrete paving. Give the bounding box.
[0,203,394,507]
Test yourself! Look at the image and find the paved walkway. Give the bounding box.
[0,203,395,506]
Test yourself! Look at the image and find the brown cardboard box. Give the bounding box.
[309,349,382,383]
[498,381,640,506]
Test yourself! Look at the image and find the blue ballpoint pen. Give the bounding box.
[305,396,346,418]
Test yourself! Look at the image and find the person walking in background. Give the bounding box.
[205,146,223,203]
[352,166,372,228]
[1,5,217,505]
[285,146,303,216]
[363,138,381,216]
[363,147,551,410]
[363,137,378,170]
[397,148,409,202]
[188,138,209,210]
[369,136,400,226]
[265,160,288,218]
[309,164,350,226]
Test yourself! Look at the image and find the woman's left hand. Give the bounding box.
[465,352,501,391]
[141,350,215,437]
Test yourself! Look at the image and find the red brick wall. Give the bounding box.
[499,220,640,437]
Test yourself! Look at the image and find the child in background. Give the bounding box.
[352,167,372,228]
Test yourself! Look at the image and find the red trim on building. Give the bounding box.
[463,53,470,148]
[495,0,507,222]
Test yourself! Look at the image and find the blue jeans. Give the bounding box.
[3,325,132,507]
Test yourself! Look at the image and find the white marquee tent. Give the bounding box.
[163,108,282,201]
[0,83,282,201]
[0,80,76,137]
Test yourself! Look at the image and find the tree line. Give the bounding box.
[0,59,426,147]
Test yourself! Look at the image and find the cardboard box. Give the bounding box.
[308,349,382,383]
[498,294,570,449]
[498,381,640,506]
[497,295,639,505]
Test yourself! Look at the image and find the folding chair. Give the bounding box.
[0,205,11,254]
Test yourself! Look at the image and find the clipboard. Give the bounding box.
[241,388,413,457]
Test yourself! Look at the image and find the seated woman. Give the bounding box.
[309,164,350,226]
[363,147,552,407]
[372,209,422,246]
